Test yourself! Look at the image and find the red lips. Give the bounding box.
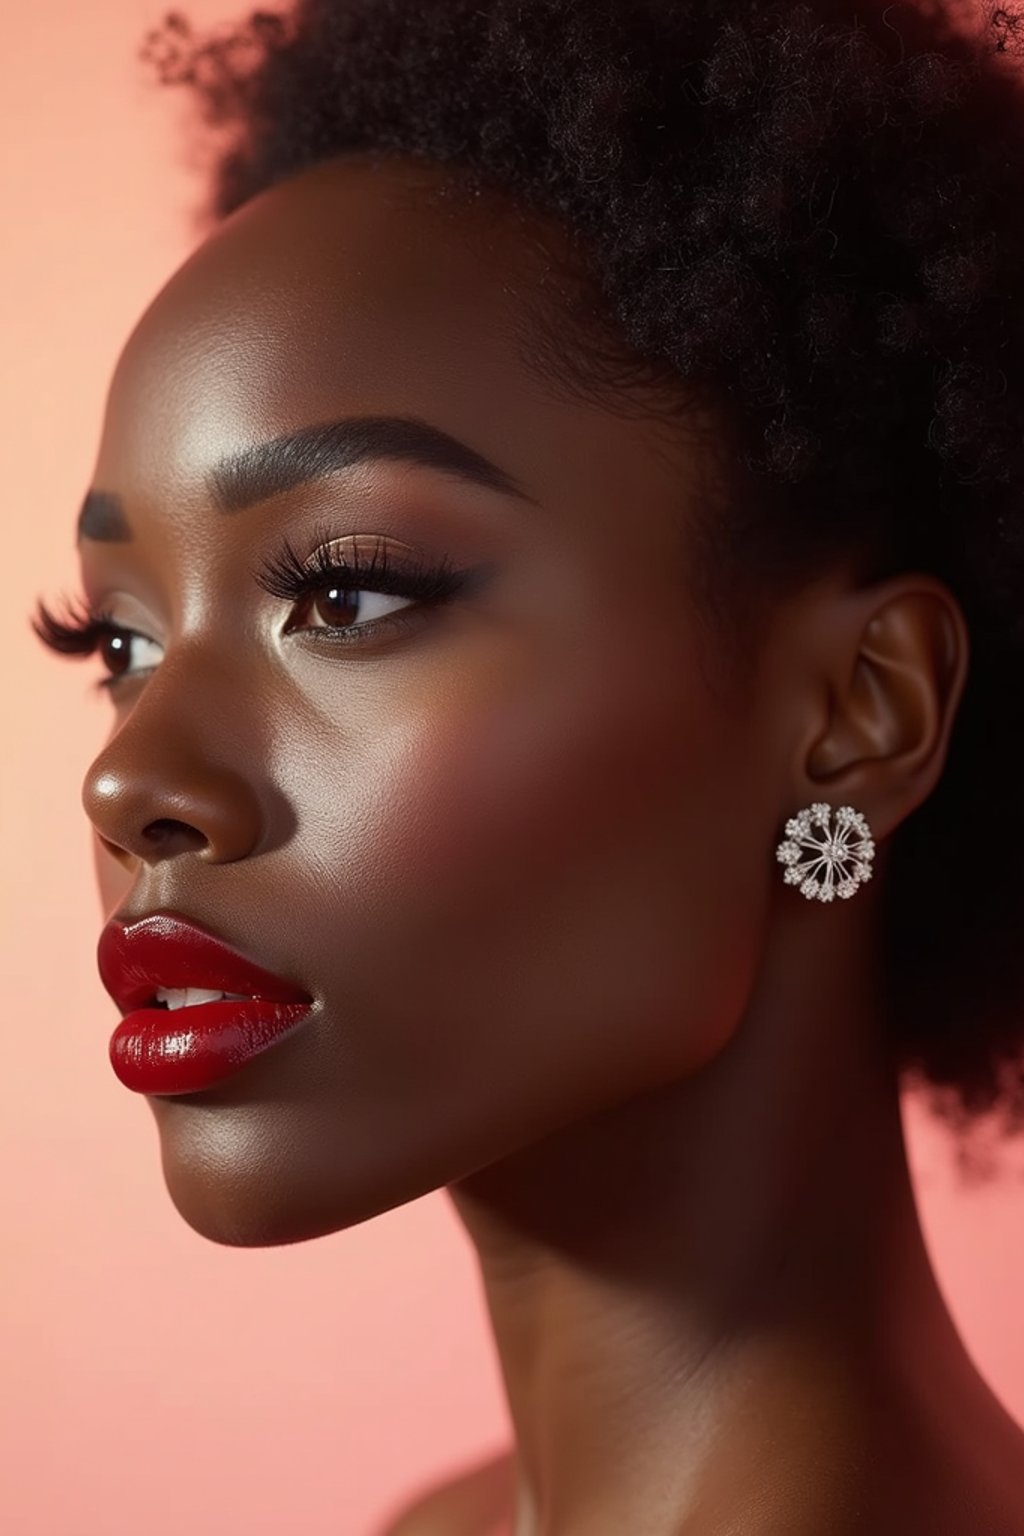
[98,910,313,1012]
[97,910,315,1095]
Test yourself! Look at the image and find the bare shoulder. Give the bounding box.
[378,1449,516,1536]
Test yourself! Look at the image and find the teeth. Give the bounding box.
[154,986,252,1011]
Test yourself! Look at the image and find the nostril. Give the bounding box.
[141,819,205,848]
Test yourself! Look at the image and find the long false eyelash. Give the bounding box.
[29,590,120,657]
[250,515,464,603]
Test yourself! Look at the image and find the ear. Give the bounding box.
[794,572,970,842]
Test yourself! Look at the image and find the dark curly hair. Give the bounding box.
[137,0,1024,1170]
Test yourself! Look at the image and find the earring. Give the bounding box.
[775,801,875,902]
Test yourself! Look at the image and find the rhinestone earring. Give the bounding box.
[775,801,875,902]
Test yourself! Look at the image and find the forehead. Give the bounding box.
[90,152,711,567]
[97,155,588,487]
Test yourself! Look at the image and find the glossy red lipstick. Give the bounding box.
[97,910,315,1095]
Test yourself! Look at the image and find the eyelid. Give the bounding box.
[259,514,415,561]
[250,520,466,606]
[251,528,423,575]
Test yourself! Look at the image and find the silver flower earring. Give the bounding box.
[775,801,875,902]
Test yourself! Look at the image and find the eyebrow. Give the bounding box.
[76,414,537,544]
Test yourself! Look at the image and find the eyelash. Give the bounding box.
[30,519,475,694]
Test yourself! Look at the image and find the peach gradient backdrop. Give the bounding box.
[2,4,1022,1534]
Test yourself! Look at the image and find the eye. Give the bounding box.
[96,627,165,683]
[252,526,477,648]
[290,580,416,635]
[28,597,165,694]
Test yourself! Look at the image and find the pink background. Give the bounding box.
[3,4,1023,1533]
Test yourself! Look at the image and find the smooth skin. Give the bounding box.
[77,153,1024,1535]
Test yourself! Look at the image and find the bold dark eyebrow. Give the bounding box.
[76,414,538,545]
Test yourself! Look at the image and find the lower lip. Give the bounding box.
[109,998,315,1095]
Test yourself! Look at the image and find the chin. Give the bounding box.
[162,1169,344,1249]
[157,1140,342,1248]
[146,1091,452,1250]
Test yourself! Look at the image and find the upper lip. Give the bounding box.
[97,909,314,1013]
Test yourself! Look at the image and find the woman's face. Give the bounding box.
[81,152,774,1246]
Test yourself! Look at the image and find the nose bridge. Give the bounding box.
[80,642,268,865]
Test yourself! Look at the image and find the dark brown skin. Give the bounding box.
[77,153,1024,1536]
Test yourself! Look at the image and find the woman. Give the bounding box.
[30,0,1024,1531]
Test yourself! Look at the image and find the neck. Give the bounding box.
[447,904,1006,1534]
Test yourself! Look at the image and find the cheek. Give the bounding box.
[309,627,766,1154]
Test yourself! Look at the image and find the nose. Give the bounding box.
[81,696,266,869]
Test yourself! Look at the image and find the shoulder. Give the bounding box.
[380,1449,515,1536]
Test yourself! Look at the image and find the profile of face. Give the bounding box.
[79,152,789,1248]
